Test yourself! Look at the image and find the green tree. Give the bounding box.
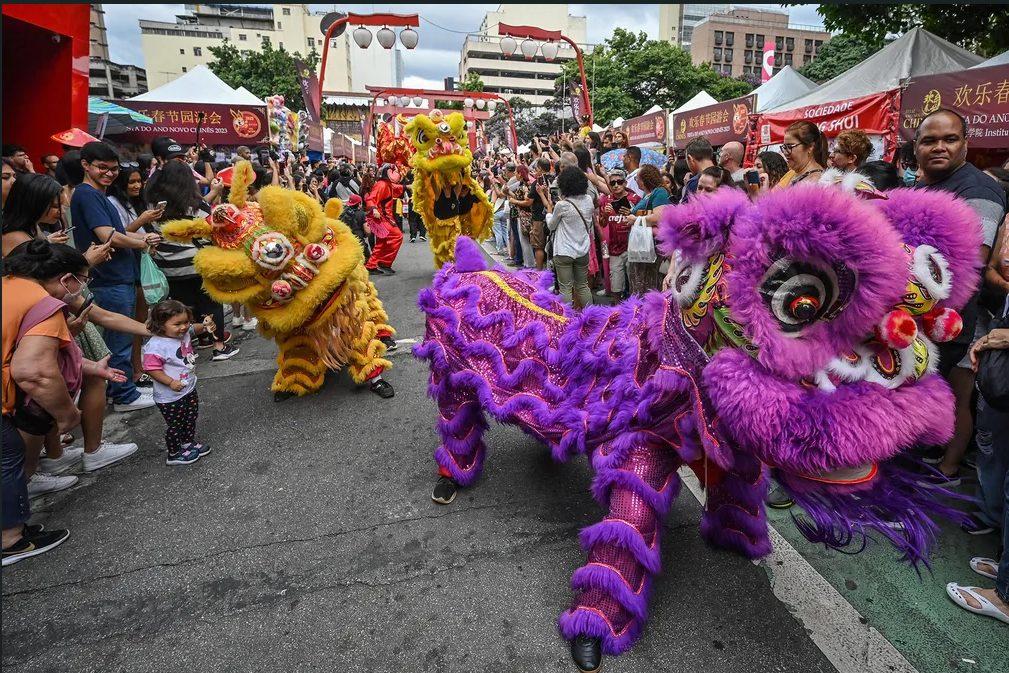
[800,3,1009,58]
[439,72,485,110]
[798,33,886,83]
[486,96,564,146]
[207,38,320,107]
[551,28,754,124]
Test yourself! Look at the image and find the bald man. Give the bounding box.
[718,141,746,184]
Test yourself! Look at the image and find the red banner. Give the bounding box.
[672,94,755,148]
[623,109,668,146]
[899,63,1009,149]
[105,100,269,145]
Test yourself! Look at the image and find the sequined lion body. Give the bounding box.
[161,161,393,397]
[404,110,493,268]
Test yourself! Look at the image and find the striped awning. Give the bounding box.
[88,97,154,124]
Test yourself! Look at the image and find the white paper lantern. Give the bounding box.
[412,96,423,107]
[463,97,475,109]
[353,27,373,49]
[376,27,396,49]
[475,99,486,110]
[375,97,384,107]
[487,100,498,112]
[541,41,559,62]
[399,27,419,50]
[520,38,538,60]
[499,35,517,57]
[400,95,412,107]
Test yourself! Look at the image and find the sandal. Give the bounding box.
[946,583,1009,624]
[970,557,998,580]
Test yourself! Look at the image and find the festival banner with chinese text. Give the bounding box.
[623,109,668,146]
[899,64,1009,149]
[672,94,755,148]
[106,101,269,145]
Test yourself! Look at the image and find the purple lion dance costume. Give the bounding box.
[414,183,982,672]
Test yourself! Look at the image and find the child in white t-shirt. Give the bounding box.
[142,300,214,466]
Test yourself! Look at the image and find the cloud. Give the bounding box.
[404,75,447,90]
[103,4,186,67]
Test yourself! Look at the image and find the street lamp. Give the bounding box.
[318,12,420,100]
[497,23,593,126]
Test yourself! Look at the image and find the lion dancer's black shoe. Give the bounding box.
[570,635,602,672]
[369,374,395,399]
[431,476,458,504]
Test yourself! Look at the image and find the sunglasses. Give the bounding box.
[609,179,625,186]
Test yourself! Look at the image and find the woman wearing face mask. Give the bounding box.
[1,242,140,566]
[779,120,828,187]
[896,141,918,187]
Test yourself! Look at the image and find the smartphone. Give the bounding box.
[75,295,94,317]
[745,170,760,185]
[156,200,168,209]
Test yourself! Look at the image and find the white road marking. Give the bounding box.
[678,467,920,673]
[395,338,419,345]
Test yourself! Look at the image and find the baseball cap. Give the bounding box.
[151,137,187,161]
[347,194,363,207]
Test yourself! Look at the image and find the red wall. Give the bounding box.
[2,4,89,161]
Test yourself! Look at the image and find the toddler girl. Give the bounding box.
[142,300,213,465]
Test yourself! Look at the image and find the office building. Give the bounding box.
[90,4,148,98]
[689,7,830,78]
[458,4,587,107]
[138,4,401,94]
[659,4,731,49]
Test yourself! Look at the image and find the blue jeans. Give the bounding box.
[493,209,509,252]
[2,415,29,531]
[975,396,1009,601]
[91,283,140,404]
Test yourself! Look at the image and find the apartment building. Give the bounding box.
[658,4,732,49]
[139,4,401,94]
[689,8,830,78]
[458,4,587,107]
[89,4,148,98]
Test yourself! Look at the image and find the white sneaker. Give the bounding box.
[27,472,78,497]
[113,391,155,412]
[232,316,246,329]
[82,442,139,472]
[38,447,85,475]
[242,317,258,331]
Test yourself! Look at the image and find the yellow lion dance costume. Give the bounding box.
[404,110,493,268]
[161,161,395,400]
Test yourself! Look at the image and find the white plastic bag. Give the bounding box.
[627,216,657,264]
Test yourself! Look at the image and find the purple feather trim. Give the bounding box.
[569,563,652,622]
[776,457,972,568]
[558,606,643,656]
[578,520,663,574]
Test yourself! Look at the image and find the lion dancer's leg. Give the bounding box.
[559,432,682,671]
[272,333,328,400]
[429,377,488,505]
[695,448,772,559]
[366,224,404,273]
[426,214,462,270]
[346,272,395,398]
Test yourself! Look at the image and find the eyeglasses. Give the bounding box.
[88,162,120,175]
[780,143,801,155]
[609,179,625,186]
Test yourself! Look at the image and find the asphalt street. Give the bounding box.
[0,238,934,673]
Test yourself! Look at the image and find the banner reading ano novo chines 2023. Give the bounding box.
[106,101,269,145]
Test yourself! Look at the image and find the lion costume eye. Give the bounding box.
[760,258,846,334]
[416,129,428,145]
[438,122,451,134]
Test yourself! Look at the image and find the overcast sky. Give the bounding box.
[104,3,825,89]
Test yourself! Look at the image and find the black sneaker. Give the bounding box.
[368,268,384,276]
[135,374,153,388]
[916,445,946,465]
[766,484,794,509]
[961,513,996,535]
[570,635,602,673]
[211,343,240,361]
[919,469,962,488]
[432,476,458,505]
[196,334,214,350]
[380,336,399,352]
[370,378,395,399]
[2,528,70,566]
[379,265,396,275]
[419,235,427,241]
[410,237,417,243]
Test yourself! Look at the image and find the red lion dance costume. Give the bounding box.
[365,164,405,274]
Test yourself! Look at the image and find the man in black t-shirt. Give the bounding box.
[528,157,552,270]
[915,108,1007,485]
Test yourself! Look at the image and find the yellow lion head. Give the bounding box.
[404,110,472,174]
[160,161,364,334]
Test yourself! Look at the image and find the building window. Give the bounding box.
[775,36,784,51]
[282,7,291,15]
[193,47,202,56]
[239,33,247,41]
[279,42,284,49]
[745,33,754,48]
[745,50,753,64]
[784,53,793,66]
[785,37,794,51]
[179,48,185,54]
[331,39,338,48]
[804,38,812,53]
[307,37,314,47]
[182,67,187,73]
[724,48,733,62]
[714,30,723,46]
[713,48,722,61]
[756,34,765,47]
[263,36,270,44]
[814,39,823,52]
[803,54,811,65]
[722,65,732,76]
[725,32,734,47]
[276,22,282,30]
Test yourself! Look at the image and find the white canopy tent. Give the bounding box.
[129,65,262,105]
[761,28,982,114]
[972,50,1009,68]
[750,66,817,112]
[670,91,718,115]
